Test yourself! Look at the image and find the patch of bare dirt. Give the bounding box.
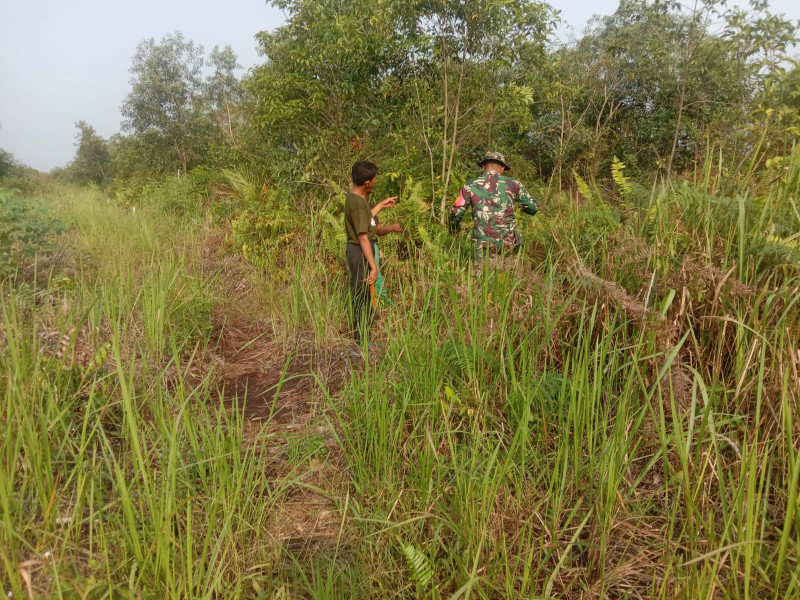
[197,228,356,552]
[208,317,350,424]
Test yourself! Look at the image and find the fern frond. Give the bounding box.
[573,171,593,202]
[401,544,434,590]
[221,169,261,204]
[418,225,444,261]
[763,235,800,264]
[611,157,633,200]
[319,207,346,260]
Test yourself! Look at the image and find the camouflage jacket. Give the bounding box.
[448,171,538,254]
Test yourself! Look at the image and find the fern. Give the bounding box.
[401,544,434,590]
[611,157,633,200]
[573,171,593,202]
[761,234,800,265]
[439,341,477,380]
[318,207,346,260]
[417,225,444,261]
[221,169,262,204]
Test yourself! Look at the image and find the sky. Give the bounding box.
[1,0,799,172]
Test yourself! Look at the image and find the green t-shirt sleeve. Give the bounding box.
[352,202,372,236]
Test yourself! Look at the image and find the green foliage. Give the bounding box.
[417,224,446,262]
[611,156,633,200]
[401,543,434,591]
[758,234,800,266]
[117,171,209,217]
[318,205,346,261]
[371,179,440,261]
[229,189,300,268]
[39,340,114,408]
[244,0,555,203]
[72,121,112,184]
[0,187,67,273]
[504,370,567,436]
[0,147,20,178]
[573,171,594,202]
[120,32,240,177]
[531,0,799,182]
[5,162,800,598]
[205,45,243,143]
[0,147,39,195]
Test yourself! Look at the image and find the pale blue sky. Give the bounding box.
[1,0,798,171]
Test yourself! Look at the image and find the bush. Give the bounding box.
[0,187,67,274]
[114,168,217,217]
[229,188,301,268]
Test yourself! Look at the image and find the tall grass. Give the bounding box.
[0,186,294,598]
[1,175,798,598]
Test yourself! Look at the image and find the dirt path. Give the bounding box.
[198,230,354,553]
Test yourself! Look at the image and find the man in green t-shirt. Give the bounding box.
[344,160,401,346]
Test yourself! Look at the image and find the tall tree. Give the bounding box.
[246,0,553,215]
[121,32,207,174]
[72,121,111,183]
[204,45,242,143]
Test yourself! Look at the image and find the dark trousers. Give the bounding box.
[346,243,373,344]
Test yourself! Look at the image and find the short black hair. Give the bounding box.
[352,160,378,186]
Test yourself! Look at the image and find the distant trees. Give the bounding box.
[72,121,112,183]
[205,45,242,144]
[247,0,556,215]
[64,1,797,201]
[120,32,243,177]
[0,124,22,179]
[121,32,207,174]
[0,148,18,179]
[529,0,798,184]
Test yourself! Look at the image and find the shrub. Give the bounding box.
[0,187,67,274]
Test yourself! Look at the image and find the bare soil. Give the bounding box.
[198,228,356,552]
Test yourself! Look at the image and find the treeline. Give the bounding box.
[44,0,800,212]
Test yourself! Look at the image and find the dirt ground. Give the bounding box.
[199,229,356,553]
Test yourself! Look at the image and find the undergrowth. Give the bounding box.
[1,165,799,599]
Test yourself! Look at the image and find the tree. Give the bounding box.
[0,148,18,179]
[0,124,20,179]
[121,32,207,174]
[246,0,554,217]
[72,121,112,183]
[411,0,555,220]
[204,45,242,143]
[663,0,726,178]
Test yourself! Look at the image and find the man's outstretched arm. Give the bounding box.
[377,223,401,236]
[517,183,539,216]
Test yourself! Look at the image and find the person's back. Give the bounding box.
[449,151,538,260]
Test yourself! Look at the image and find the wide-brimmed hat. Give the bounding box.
[479,151,510,171]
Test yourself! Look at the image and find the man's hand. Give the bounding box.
[380,196,398,209]
[377,222,402,236]
[357,232,378,285]
[372,196,398,216]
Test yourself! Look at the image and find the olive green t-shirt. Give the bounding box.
[344,191,377,245]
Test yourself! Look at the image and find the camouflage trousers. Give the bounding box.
[473,226,523,265]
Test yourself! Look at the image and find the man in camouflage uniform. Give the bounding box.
[449,151,538,263]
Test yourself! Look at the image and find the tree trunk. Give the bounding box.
[666,73,687,178]
[440,54,467,225]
